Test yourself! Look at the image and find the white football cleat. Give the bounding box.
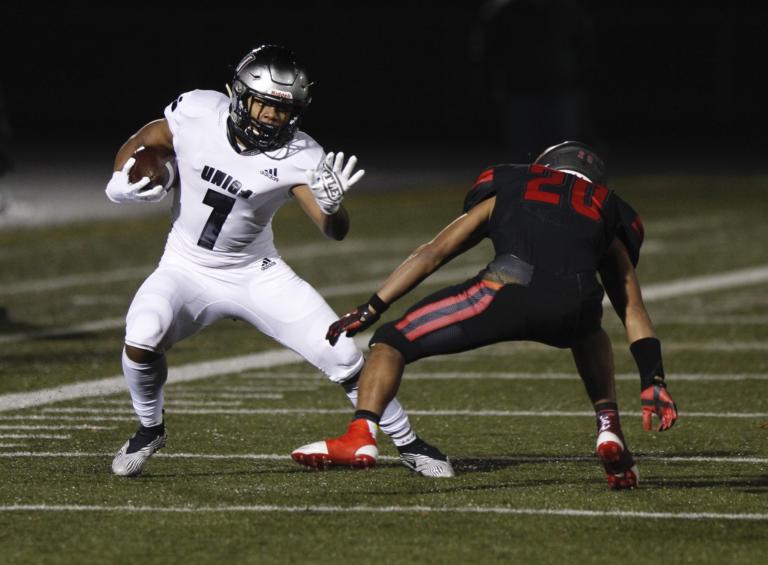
[112,424,167,477]
[398,437,455,478]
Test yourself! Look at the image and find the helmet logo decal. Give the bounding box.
[268,89,293,100]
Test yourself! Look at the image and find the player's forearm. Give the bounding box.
[113,137,144,171]
[114,120,173,171]
[624,304,656,343]
[376,245,443,305]
[320,205,350,240]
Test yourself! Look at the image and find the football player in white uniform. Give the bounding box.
[105,45,453,478]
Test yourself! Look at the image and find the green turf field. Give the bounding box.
[0,173,766,564]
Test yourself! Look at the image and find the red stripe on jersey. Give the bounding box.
[395,280,501,341]
[631,215,645,239]
[471,168,494,190]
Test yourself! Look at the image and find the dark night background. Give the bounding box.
[1,1,766,178]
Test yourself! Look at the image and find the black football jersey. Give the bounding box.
[464,164,644,275]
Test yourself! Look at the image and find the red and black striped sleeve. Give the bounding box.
[463,166,496,212]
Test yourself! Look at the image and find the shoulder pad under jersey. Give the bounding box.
[164,90,226,130]
[463,166,497,212]
[268,130,325,169]
[613,194,645,266]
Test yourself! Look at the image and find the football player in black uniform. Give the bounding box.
[292,141,678,488]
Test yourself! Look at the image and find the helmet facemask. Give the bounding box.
[227,45,311,153]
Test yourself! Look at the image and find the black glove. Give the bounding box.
[326,294,388,346]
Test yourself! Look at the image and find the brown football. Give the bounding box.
[128,146,177,191]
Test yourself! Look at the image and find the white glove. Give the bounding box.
[105,157,168,203]
[304,151,365,214]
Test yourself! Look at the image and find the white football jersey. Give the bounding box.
[163,89,324,268]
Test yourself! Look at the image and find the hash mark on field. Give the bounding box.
[0,504,765,521]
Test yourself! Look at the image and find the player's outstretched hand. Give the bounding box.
[305,151,365,215]
[105,157,167,203]
[640,381,678,432]
[326,304,380,346]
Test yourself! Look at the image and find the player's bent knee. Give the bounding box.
[369,322,414,362]
[125,344,162,364]
[126,302,172,353]
[369,342,405,364]
[322,344,364,385]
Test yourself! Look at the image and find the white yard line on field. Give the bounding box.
[1,452,766,465]
[36,407,768,418]
[635,264,768,302]
[0,238,420,298]
[664,342,768,352]
[85,399,249,407]
[1,262,768,411]
[3,262,767,345]
[0,265,481,345]
[0,434,70,440]
[0,425,114,430]
[168,392,285,399]
[0,317,125,345]
[0,503,765,521]
[0,267,151,296]
[404,372,768,381]
[0,415,134,422]
[0,349,301,413]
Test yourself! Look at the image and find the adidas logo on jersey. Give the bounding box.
[260,258,276,271]
[260,168,279,182]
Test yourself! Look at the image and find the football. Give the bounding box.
[128,146,177,192]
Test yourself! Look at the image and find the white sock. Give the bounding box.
[343,382,416,447]
[122,348,167,427]
[361,418,379,438]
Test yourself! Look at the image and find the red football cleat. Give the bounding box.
[292,419,378,471]
[595,410,639,490]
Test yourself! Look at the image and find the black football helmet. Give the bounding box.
[533,141,607,186]
[227,45,312,152]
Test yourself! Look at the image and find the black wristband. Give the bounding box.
[630,337,665,391]
[367,293,389,314]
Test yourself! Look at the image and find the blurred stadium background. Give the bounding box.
[1,1,766,217]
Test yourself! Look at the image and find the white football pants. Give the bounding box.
[121,249,416,447]
[125,252,363,382]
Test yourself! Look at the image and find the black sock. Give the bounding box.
[354,410,381,424]
[594,401,618,414]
